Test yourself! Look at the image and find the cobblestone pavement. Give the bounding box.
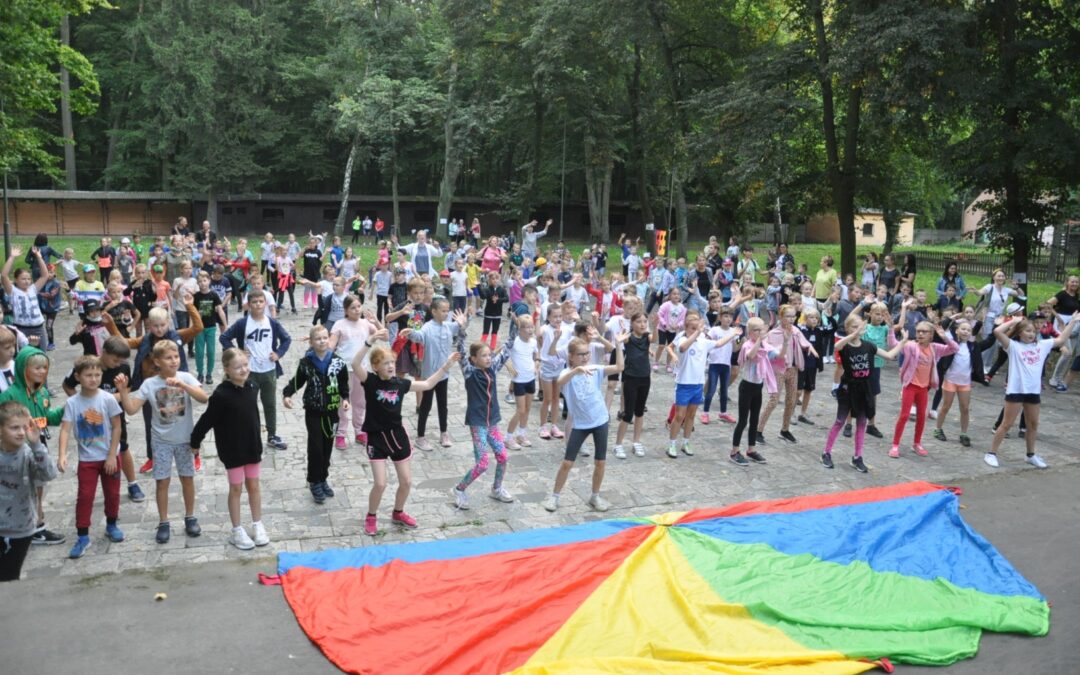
[20,305,1080,578]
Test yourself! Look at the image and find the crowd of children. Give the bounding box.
[1,226,1078,581]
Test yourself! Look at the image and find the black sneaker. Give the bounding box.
[821,453,834,469]
[31,528,65,545]
[755,432,767,445]
[932,428,946,442]
[865,425,883,439]
[797,415,814,425]
[321,481,335,498]
[851,456,869,473]
[205,374,213,385]
[830,387,839,399]
[311,482,326,504]
[729,452,749,466]
[267,435,288,450]
[746,450,767,464]
[1018,429,1026,439]
[184,516,201,537]
[779,430,797,443]
[156,522,171,544]
[842,424,852,438]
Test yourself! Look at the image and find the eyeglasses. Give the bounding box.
[915,329,932,334]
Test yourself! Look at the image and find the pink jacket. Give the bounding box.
[739,341,780,395]
[765,327,812,372]
[897,338,958,389]
[657,302,686,332]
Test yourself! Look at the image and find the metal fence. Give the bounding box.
[895,248,1062,284]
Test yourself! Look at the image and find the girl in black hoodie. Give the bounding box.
[191,348,269,550]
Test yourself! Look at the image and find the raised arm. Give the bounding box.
[32,249,49,290]
[1053,313,1079,350]
[411,352,460,392]
[1,246,20,295]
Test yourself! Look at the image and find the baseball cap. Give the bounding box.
[723,258,734,265]
[535,257,546,267]
[152,264,164,273]
[1005,302,1023,315]
[120,237,131,244]
[81,299,103,322]
[643,253,652,259]
[82,264,95,273]
[1027,312,1044,321]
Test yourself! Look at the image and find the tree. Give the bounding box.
[0,0,104,177]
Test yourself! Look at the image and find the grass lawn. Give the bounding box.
[11,234,1065,307]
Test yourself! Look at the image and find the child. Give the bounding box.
[352,330,459,535]
[932,319,984,447]
[0,328,18,392]
[273,242,297,314]
[69,299,111,356]
[451,335,516,509]
[889,321,959,458]
[505,315,540,449]
[116,340,209,543]
[59,248,82,313]
[192,347,265,548]
[210,265,233,320]
[655,288,686,372]
[479,271,509,349]
[130,264,155,337]
[328,296,381,447]
[192,271,227,384]
[3,246,51,349]
[300,238,323,310]
[58,355,125,558]
[541,333,625,513]
[612,310,654,458]
[668,310,737,458]
[465,252,482,315]
[386,277,428,378]
[537,304,567,441]
[283,326,350,504]
[449,257,468,315]
[90,237,117,278]
[757,305,816,445]
[39,266,62,350]
[0,401,57,581]
[219,292,291,450]
[259,232,275,281]
[406,299,465,451]
[374,262,393,322]
[702,307,740,425]
[103,281,137,338]
[730,318,778,466]
[796,308,826,424]
[822,316,906,472]
[984,313,1078,469]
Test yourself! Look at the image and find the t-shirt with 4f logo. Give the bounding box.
[244,316,275,373]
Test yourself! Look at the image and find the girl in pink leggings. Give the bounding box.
[890,321,958,458]
[191,348,270,551]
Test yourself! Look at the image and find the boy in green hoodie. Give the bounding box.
[0,346,65,544]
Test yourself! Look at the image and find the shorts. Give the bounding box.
[564,424,609,462]
[674,383,705,407]
[797,367,818,392]
[66,279,78,290]
[942,381,971,393]
[512,380,536,396]
[226,462,262,485]
[607,347,619,382]
[730,350,740,367]
[1004,393,1041,404]
[153,443,195,480]
[619,375,650,421]
[869,367,882,397]
[539,361,563,382]
[468,288,480,297]
[658,329,675,346]
[1071,355,1080,372]
[366,428,413,462]
[119,440,129,454]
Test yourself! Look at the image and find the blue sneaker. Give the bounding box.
[105,523,124,542]
[128,483,146,502]
[69,535,91,559]
[1053,383,1068,392]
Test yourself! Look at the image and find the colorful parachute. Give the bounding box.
[275,482,1049,674]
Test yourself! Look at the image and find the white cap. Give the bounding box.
[1005,302,1023,315]
[120,237,131,244]
[643,252,652,259]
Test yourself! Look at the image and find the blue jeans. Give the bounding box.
[703,363,730,413]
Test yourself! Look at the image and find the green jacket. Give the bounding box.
[0,346,63,426]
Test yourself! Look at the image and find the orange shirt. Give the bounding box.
[912,344,933,388]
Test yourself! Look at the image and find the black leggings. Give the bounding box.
[273,273,296,311]
[0,535,33,582]
[304,410,335,483]
[377,295,390,322]
[44,312,57,346]
[417,378,449,437]
[619,375,651,421]
[142,401,153,460]
[733,380,764,448]
[483,317,501,336]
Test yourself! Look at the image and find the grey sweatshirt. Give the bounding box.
[0,441,57,538]
[407,319,461,380]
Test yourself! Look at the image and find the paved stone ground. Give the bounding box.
[20,305,1080,578]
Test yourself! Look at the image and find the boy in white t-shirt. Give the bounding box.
[505,316,540,449]
[702,307,741,424]
[668,310,739,458]
[450,258,469,315]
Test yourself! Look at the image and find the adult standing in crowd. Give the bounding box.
[773,243,795,273]
[470,218,482,248]
[521,219,552,261]
[725,236,740,260]
[351,214,362,244]
[936,261,967,301]
[478,235,507,274]
[861,252,879,290]
[814,255,838,303]
[1048,275,1080,391]
[900,254,917,291]
[195,220,218,248]
[397,231,444,277]
[173,216,190,237]
[374,216,386,242]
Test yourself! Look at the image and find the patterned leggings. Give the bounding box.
[457,425,508,491]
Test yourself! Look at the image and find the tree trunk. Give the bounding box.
[583,135,613,242]
[436,60,459,242]
[1000,0,1027,298]
[675,177,689,259]
[522,78,545,222]
[628,43,655,229]
[882,205,902,254]
[104,0,145,189]
[60,15,77,190]
[206,188,218,229]
[334,133,361,236]
[773,196,783,245]
[391,140,401,240]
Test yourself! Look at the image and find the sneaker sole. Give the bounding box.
[393,521,418,530]
[231,540,256,551]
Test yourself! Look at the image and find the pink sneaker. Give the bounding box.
[665,365,674,374]
[718,413,737,424]
[392,511,418,529]
[506,437,521,451]
[364,514,377,536]
[519,434,532,447]
[355,432,368,446]
[914,444,929,457]
[700,412,710,425]
[550,426,565,439]
[888,446,900,459]
[652,364,660,372]
[539,425,552,440]
[335,435,346,450]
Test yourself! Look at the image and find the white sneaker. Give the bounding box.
[504,392,515,404]
[983,453,1000,468]
[682,439,694,456]
[251,521,270,547]
[667,441,678,458]
[1026,454,1049,469]
[588,494,611,512]
[230,526,255,550]
[613,444,627,459]
[928,410,938,420]
[542,494,559,512]
[506,437,522,451]
[453,487,470,510]
[490,486,514,503]
[909,406,917,420]
[632,443,646,457]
